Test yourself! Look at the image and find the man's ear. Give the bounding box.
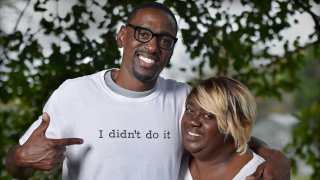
[117,25,126,48]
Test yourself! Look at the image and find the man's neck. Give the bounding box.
[111,69,157,92]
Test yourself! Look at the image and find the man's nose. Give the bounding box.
[144,36,159,52]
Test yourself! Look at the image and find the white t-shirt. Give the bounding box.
[178,152,265,180]
[20,70,191,180]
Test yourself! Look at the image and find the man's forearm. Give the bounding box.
[5,145,36,179]
[248,136,290,179]
[249,136,276,159]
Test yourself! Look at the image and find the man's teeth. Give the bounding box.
[139,55,155,64]
[188,131,200,137]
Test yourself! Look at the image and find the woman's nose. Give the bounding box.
[189,114,202,127]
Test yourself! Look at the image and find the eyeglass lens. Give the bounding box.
[129,24,176,49]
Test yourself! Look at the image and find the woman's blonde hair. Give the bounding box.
[187,76,257,155]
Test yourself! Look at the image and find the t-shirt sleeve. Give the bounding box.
[19,116,41,145]
[19,87,63,145]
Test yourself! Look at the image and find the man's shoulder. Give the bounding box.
[58,70,105,90]
[158,76,191,91]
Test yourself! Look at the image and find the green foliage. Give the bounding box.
[171,0,312,99]
[0,0,319,179]
[285,102,320,179]
[284,43,320,180]
[294,43,320,108]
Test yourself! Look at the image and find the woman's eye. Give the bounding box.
[185,107,192,113]
[204,114,214,120]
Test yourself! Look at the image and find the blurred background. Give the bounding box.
[0,0,319,179]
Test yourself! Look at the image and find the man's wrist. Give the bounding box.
[6,145,36,179]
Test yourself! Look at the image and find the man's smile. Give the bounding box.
[139,55,157,64]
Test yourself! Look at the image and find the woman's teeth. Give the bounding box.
[188,131,200,137]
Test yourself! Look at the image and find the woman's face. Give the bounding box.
[181,95,229,157]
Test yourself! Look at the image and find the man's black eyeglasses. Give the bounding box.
[126,23,177,50]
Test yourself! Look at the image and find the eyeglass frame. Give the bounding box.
[126,23,178,50]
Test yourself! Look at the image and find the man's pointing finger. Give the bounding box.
[51,138,84,146]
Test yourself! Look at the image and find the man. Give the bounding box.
[6,2,289,180]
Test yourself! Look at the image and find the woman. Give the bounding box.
[179,76,265,180]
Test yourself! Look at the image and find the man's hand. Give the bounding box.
[246,150,290,180]
[15,112,83,171]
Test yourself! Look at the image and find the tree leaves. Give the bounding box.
[285,102,320,179]
[34,0,47,12]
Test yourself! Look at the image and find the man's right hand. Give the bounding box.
[14,112,83,171]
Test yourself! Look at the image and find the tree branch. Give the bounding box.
[13,0,32,32]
